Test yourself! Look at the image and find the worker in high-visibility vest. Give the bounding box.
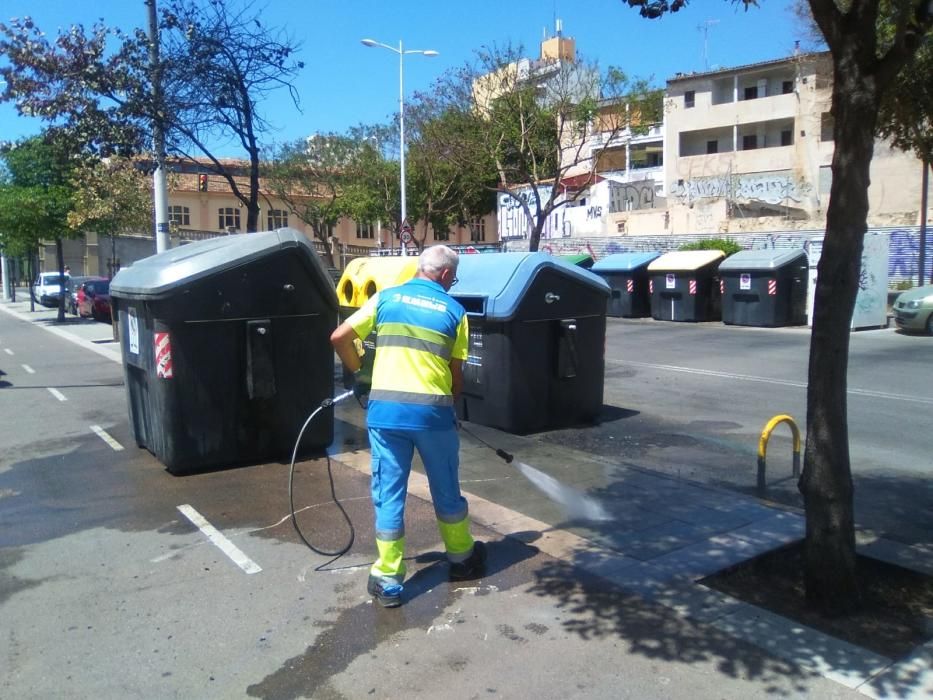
[330,245,486,607]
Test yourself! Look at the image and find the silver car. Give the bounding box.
[892,284,933,334]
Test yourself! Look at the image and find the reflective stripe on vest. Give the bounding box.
[368,389,454,406]
[376,334,453,361]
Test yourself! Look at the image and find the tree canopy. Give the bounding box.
[0,0,305,233]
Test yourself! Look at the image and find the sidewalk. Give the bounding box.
[4,292,931,698]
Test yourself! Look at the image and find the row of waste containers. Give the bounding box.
[106,230,808,474]
[590,249,809,326]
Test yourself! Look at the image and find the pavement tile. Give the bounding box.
[857,538,933,577]
[646,533,765,580]
[859,638,933,699]
[591,519,734,561]
[709,604,892,690]
[729,511,806,548]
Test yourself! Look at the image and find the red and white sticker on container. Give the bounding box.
[768,279,778,296]
[155,332,173,379]
[626,279,634,293]
[688,279,697,295]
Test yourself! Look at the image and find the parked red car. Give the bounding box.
[76,277,112,322]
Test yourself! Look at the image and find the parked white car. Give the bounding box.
[32,272,71,308]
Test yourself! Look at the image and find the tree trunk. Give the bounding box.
[528,215,545,252]
[799,45,880,616]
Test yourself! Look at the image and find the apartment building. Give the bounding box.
[165,160,495,252]
[663,51,925,235]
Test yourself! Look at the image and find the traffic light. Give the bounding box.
[198,174,208,192]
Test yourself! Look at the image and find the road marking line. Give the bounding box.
[48,388,67,402]
[22,364,35,374]
[176,504,262,575]
[4,348,13,356]
[90,424,124,451]
[614,359,933,406]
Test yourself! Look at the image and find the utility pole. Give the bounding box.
[146,0,170,253]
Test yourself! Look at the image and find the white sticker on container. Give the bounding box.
[740,273,751,291]
[128,308,139,355]
[665,273,676,289]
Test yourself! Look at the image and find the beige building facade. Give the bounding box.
[659,51,927,236]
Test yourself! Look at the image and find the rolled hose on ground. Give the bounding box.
[288,389,357,559]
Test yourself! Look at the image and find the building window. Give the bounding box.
[218,207,240,231]
[820,112,834,142]
[782,80,794,94]
[267,208,288,230]
[742,134,758,150]
[168,205,190,227]
[744,86,758,100]
[469,217,486,242]
[684,90,695,109]
[433,227,450,241]
[706,140,719,154]
[781,129,793,146]
[356,222,373,239]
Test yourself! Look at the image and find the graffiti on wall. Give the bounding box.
[670,172,812,206]
[889,228,933,282]
[611,182,656,212]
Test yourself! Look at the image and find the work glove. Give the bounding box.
[352,372,371,401]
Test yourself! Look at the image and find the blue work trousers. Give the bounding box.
[368,426,468,541]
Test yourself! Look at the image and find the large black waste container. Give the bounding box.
[110,228,337,473]
[591,252,661,318]
[719,249,808,327]
[648,250,725,322]
[451,252,609,434]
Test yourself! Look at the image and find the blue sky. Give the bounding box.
[1,1,811,156]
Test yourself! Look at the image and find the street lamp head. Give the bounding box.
[422,50,440,57]
[361,38,378,47]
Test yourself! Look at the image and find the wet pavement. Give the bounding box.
[1,293,931,699]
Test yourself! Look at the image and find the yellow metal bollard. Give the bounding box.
[757,414,801,493]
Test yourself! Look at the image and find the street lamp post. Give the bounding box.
[361,38,438,255]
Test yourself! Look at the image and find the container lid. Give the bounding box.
[110,228,336,307]
[718,248,808,271]
[647,250,725,272]
[452,252,609,319]
[591,252,662,272]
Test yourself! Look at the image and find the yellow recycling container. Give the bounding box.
[336,256,420,386]
[336,256,419,311]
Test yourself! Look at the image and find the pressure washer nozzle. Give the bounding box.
[495,448,514,464]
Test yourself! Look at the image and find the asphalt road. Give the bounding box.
[543,317,933,544]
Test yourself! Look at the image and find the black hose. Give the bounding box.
[288,391,356,559]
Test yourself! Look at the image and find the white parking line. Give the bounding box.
[90,424,124,451]
[4,348,13,355]
[176,504,263,575]
[22,364,35,374]
[48,388,67,402]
